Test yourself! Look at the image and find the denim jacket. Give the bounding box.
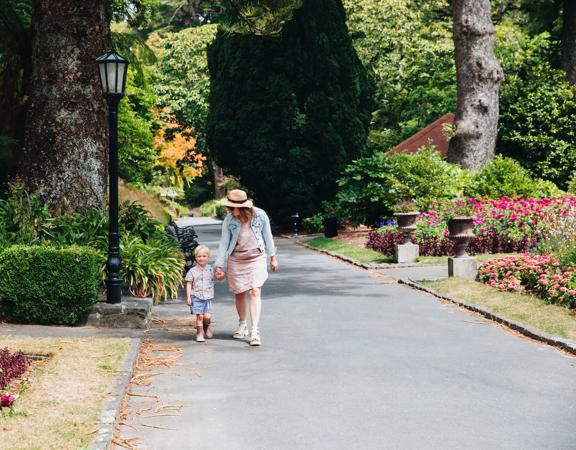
[214,207,277,270]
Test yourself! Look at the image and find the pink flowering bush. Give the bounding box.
[478,254,558,291]
[367,195,576,257]
[478,254,576,308]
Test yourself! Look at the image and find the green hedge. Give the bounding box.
[0,245,100,325]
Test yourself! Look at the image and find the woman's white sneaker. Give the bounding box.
[233,321,248,339]
[249,328,261,346]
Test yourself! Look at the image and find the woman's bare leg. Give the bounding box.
[235,292,247,322]
[248,287,262,331]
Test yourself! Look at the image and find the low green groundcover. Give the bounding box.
[0,245,100,325]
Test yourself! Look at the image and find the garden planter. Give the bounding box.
[394,211,420,244]
[448,216,475,257]
[324,216,338,238]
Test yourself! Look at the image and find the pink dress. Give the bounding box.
[227,219,268,294]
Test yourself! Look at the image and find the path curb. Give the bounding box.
[399,278,576,356]
[91,337,141,450]
[292,239,438,270]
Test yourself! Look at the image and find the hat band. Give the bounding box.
[227,197,248,204]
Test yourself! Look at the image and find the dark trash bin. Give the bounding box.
[323,216,338,238]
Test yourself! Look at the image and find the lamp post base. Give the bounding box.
[106,280,122,304]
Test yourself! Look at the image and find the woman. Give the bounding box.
[214,189,278,346]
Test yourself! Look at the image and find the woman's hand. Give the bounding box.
[215,267,225,280]
[270,256,279,272]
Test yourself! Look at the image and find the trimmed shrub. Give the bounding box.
[0,245,100,325]
[336,147,468,226]
[464,155,561,199]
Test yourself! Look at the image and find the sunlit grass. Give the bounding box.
[0,337,130,449]
[304,237,394,263]
[423,278,576,341]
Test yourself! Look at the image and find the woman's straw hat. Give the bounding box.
[220,189,253,208]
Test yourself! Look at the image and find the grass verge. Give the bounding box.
[423,279,576,341]
[304,237,394,264]
[0,337,130,450]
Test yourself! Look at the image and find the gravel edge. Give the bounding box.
[91,337,141,450]
[399,278,576,356]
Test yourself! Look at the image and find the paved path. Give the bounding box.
[118,223,576,449]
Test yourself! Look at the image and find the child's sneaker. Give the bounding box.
[196,326,205,342]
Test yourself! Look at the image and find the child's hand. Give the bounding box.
[215,267,225,280]
[186,297,191,306]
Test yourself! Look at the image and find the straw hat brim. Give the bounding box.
[220,198,253,208]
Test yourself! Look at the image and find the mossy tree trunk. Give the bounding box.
[447,0,503,171]
[18,0,110,212]
[562,0,576,85]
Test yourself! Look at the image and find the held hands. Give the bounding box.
[215,267,225,280]
[270,256,279,272]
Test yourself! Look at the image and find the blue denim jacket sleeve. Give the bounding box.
[214,214,231,269]
[260,209,277,257]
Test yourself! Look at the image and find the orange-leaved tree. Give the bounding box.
[154,109,206,190]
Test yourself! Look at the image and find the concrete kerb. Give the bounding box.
[91,337,141,450]
[399,278,576,357]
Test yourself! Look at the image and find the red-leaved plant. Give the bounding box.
[0,348,30,390]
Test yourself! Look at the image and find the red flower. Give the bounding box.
[1,394,15,408]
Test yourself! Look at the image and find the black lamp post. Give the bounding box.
[96,50,129,304]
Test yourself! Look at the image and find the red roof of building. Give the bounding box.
[388,113,454,156]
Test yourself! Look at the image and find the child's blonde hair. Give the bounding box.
[194,245,210,257]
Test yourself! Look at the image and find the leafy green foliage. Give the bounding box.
[0,185,184,303]
[344,0,455,145]
[464,155,563,199]
[498,32,576,189]
[336,147,468,225]
[220,0,303,36]
[118,101,157,184]
[207,0,373,224]
[0,245,100,325]
[111,0,160,28]
[120,234,183,302]
[0,182,50,247]
[302,213,324,233]
[154,24,217,151]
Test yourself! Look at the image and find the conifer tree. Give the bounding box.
[207,0,373,223]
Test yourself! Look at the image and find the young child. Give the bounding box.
[185,245,215,342]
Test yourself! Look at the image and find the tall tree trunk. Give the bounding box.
[18,0,110,212]
[212,159,225,198]
[447,0,503,171]
[563,0,576,84]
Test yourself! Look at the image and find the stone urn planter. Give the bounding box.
[448,216,475,257]
[394,211,420,244]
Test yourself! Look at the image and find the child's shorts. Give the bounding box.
[191,296,213,315]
